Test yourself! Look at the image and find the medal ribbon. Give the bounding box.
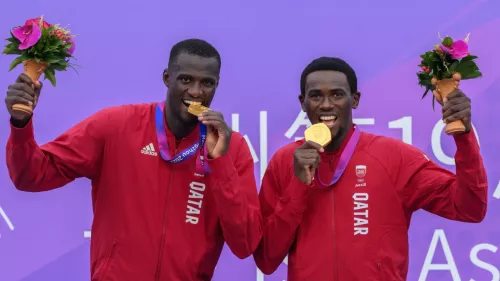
[315,125,360,187]
[155,101,210,175]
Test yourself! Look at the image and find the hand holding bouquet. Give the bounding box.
[417,33,481,135]
[2,16,76,114]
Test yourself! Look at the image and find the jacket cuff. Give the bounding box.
[9,117,35,145]
[453,127,479,151]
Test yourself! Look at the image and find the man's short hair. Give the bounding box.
[300,57,358,95]
[168,38,221,70]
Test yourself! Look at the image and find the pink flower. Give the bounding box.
[441,40,469,59]
[25,17,51,29]
[66,36,76,55]
[12,22,42,50]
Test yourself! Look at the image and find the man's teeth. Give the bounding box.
[320,116,337,121]
[184,100,201,105]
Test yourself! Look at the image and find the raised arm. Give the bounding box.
[400,89,487,221]
[399,129,487,222]
[6,108,113,192]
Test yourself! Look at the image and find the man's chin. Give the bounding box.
[180,113,198,123]
[329,126,341,139]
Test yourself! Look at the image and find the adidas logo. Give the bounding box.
[141,143,158,156]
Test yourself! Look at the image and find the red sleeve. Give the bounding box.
[6,109,113,192]
[252,152,311,275]
[207,134,263,259]
[397,129,488,222]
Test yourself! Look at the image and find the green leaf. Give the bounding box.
[420,51,435,65]
[6,37,18,43]
[455,60,479,74]
[4,41,18,47]
[430,52,441,62]
[63,42,73,51]
[26,48,36,56]
[2,44,22,55]
[424,52,442,75]
[43,45,52,52]
[43,55,62,64]
[442,37,453,47]
[51,60,69,71]
[462,70,483,80]
[44,68,56,86]
[7,31,19,42]
[36,42,44,52]
[8,54,29,71]
[460,55,478,62]
[68,64,80,76]
[41,27,50,39]
[51,64,67,71]
[421,88,430,99]
[448,61,460,73]
[4,49,22,55]
[53,39,63,47]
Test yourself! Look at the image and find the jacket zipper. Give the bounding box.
[154,147,177,280]
[330,158,339,281]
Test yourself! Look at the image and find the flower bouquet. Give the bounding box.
[417,33,482,135]
[2,16,76,114]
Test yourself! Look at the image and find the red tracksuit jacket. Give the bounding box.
[253,125,488,281]
[6,103,262,281]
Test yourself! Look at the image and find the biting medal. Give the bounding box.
[188,104,210,116]
[304,123,332,147]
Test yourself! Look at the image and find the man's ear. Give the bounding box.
[352,92,361,109]
[163,69,169,87]
[298,94,306,111]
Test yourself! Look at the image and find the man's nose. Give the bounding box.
[319,97,334,110]
[188,83,202,97]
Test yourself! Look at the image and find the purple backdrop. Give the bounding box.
[1,0,499,280]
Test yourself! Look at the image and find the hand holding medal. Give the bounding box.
[189,103,232,159]
[294,123,361,187]
[293,123,330,186]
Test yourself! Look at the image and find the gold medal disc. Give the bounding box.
[304,123,332,147]
[188,104,210,116]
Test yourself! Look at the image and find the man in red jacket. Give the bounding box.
[5,38,262,281]
[253,57,488,281]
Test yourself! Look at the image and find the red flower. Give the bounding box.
[25,17,51,29]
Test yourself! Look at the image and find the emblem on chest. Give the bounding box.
[355,164,367,187]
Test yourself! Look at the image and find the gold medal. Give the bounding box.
[188,103,210,116]
[304,123,332,147]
